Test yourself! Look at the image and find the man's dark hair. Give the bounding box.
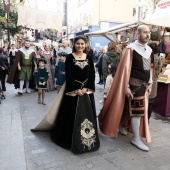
[25,39,30,42]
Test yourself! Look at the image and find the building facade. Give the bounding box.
[66,0,160,52]
[67,0,137,52]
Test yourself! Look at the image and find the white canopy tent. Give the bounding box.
[142,0,170,27]
[84,22,138,42]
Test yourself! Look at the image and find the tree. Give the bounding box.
[0,2,23,36]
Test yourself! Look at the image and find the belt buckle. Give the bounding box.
[142,83,147,87]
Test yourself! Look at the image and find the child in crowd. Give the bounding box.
[34,58,48,105]
[54,52,67,93]
[103,63,117,104]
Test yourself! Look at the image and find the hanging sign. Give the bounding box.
[157,0,170,10]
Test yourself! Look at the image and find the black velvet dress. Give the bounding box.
[51,54,100,154]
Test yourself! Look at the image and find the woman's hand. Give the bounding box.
[78,88,88,96]
[82,88,87,94]
[77,89,83,96]
[77,89,84,96]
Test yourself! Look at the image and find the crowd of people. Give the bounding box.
[0,25,163,154]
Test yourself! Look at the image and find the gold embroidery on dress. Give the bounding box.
[74,60,88,70]
[80,118,96,150]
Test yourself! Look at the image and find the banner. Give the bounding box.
[17,5,64,30]
[157,0,170,10]
[3,0,10,13]
[142,0,170,27]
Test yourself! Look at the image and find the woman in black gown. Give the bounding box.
[51,36,100,154]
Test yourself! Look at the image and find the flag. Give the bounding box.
[3,0,10,13]
[17,5,64,30]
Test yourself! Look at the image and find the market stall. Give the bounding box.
[85,0,170,117]
[152,83,170,117]
[142,0,170,117]
[84,22,138,42]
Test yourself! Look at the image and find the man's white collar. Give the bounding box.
[127,40,152,59]
[19,47,35,55]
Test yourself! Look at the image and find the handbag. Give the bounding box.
[125,77,147,117]
[128,96,145,116]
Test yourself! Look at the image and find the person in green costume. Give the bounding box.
[7,40,37,94]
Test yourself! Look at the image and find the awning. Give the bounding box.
[142,0,170,27]
[84,22,138,41]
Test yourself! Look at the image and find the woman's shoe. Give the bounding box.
[42,101,46,105]
[97,81,101,84]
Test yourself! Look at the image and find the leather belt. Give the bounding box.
[129,77,147,87]
[21,65,32,68]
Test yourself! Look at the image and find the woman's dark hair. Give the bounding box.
[108,41,116,51]
[72,36,87,53]
[108,63,118,77]
[148,43,158,54]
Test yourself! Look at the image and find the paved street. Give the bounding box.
[0,75,170,170]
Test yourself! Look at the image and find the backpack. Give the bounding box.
[106,56,120,67]
[164,42,170,54]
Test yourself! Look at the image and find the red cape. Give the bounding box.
[98,48,152,143]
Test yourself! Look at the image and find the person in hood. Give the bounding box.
[102,42,120,84]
